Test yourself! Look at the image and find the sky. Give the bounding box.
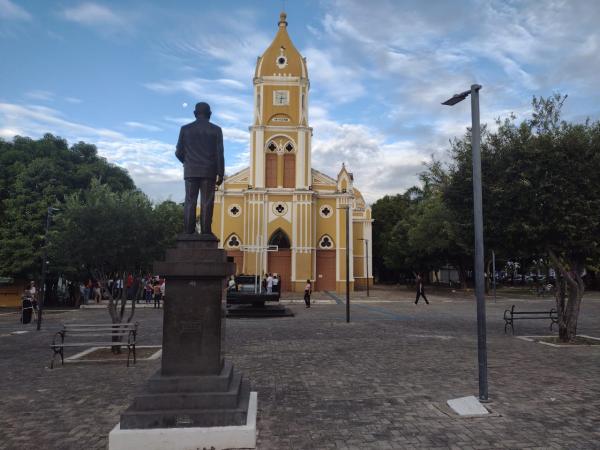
[2,0,600,204]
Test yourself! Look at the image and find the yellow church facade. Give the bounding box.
[212,12,373,293]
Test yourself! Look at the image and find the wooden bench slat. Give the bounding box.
[50,322,138,369]
[53,342,133,347]
[57,333,129,339]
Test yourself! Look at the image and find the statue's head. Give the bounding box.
[194,102,212,119]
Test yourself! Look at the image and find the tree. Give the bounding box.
[48,180,182,325]
[371,192,414,281]
[443,94,600,342]
[0,134,134,278]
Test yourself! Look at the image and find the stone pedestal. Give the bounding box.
[110,235,255,449]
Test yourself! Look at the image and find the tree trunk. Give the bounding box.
[458,266,467,289]
[549,250,585,343]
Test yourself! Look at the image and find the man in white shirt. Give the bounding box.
[266,273,273,294]
[272,273,279,293]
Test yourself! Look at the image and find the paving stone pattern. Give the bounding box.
[1,288,600,449]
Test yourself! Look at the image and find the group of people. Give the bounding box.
[77,274,165,308]
[143,275,165,309]
[262,273,280,294]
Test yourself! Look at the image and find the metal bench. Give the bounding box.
[50,322,138,369]
[503,305,558,334]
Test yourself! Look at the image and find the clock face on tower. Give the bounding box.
[273,90,289,105]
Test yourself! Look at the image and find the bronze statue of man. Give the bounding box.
[175,102,224,236]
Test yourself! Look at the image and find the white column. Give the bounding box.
[296,130,305,189]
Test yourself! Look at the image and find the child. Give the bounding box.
[304,279,312,308]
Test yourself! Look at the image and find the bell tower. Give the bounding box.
[249,12,311,190]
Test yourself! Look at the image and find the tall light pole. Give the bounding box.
[345,205,350,323]
[37,206,59,331]
[359,238,369,297]
[442,84,488,401]
[338,204,351,323]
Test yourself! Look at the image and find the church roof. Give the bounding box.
[255,12,307,78]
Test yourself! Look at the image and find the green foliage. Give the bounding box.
[47,180,183,280]
[0,134,134,277]
[371,192,413,280]
[373,93,600,299]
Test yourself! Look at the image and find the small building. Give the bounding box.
[0,277,24,307]
[212,12,372,293]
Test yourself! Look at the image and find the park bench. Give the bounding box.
[50,322,138,369]
[503,304,558,335]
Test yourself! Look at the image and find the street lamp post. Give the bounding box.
[345,205,350,323]
[442,84,489,401]
[37,207,59,331]
[338,204,351,323]
[359,238,369,297]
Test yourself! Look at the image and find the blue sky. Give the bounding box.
[2,0,600,203]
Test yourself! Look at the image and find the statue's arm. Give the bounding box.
[175,128,185,163]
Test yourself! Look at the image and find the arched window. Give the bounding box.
[283,154,295,188]
[265,153,277,188]
[268,228,291,249]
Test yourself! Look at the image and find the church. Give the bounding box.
[213,12,372,293]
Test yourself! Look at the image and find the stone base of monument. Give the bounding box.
[119,360,250,428]
[108,391,257,450]
[109,235,257,449]
[227,303,294,318]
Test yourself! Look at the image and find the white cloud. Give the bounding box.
[0,0,31,20]
[145,78,252,127]
[62,2,128,30]
[0,102,182,201]
[310,108,430,203]
[222,127,249,143]
[25,90,55,101]
[125,121,162,132]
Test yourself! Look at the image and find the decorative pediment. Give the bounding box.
[225,167,249,185]
[311,168,336,186]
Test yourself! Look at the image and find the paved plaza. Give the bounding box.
[1,287,599,449]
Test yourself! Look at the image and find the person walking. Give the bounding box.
[144,276,153,304]
[227,275,237,291]
[266,273,274,294]
[272,274,279,293]
[304,279,312,308]
[414,273,429,304]
[153,281,162,309]
[93,279,101,304]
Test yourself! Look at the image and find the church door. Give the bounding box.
[316,250,336,291]
[268,229,292,291]
[226,250,244,275]
[268,251,291,292]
